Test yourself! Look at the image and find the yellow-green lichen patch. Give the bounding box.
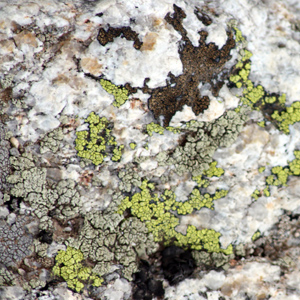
[263,187,270,197]
[232,26,245,43]
[251,230,261,242]
[257,121,265,127]
[268,166,289,186]
[166,126,181,134]
[289,150,300,175]
[117,180,231,254]
[75,112,124,165]
[251,189,260,201]
[203,161,224,178]
[229,26,300,134]
[191,161,224,187]
[257,158,298,198]
[258,167,265,173]
[100,79,129,108]
[53,247,103,292]
[271,101,300,134]
[146,122,165,136]
[129,142,136,150]
[146,122,182,137]
[192,175,209,188]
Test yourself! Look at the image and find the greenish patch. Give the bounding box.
[75,112,124,165]
[112,145,124,161]
[192,174,209,188]
[192,161,224,187]
[53,247,103,292]
[146,122,165,136]
[257,121,265,127]
[117,180,231,254]
[40,127,64,154]
[7,153,82,230]
[0,266,15,286]
[289,150,300,175]
[251,230,261,242]
[129,142,136,150]
[263,187,270,197]
[146,122,182,136]
[66,193,157,281]
[251,189,260,201]
[272,102,300,134]
[262,151,300,193]
[232,26,245,43]
[118,163,142,193]
[268,166,289,186]
[203,161,224,177]
[258,167,265,173]
[156,108,249,176]
[230,27,300,134]
[166,126,181,134]
[100,79,129,108]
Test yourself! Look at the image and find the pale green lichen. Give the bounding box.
[53,247,103,292]
[75,112,124,165]
[40,127,64,154]
[156,108,249,176]
[100,79,129,108]
[0,266,15,286]
[66,193,157,281]
[118,163,142,193]
[117,180,232,254]
[7,153,82,230]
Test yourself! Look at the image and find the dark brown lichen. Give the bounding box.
[143,4,235,126]
[194,7,212,26]
[97,26,143,50]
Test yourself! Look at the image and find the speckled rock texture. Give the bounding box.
[1,0,300,299]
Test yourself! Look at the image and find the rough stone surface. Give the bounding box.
[2,0,300,299]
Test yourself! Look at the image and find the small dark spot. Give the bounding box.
[132,260,165,300]
[95,12,103,17]
[38,230,53,244]
[162,246,196,285]
[194,8,212,26]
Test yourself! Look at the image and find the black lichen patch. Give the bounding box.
[161,245,196,285]
[132,260,165,300]
[38,229,53,244]
[143,4,235,126]
[97,26,143,50]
